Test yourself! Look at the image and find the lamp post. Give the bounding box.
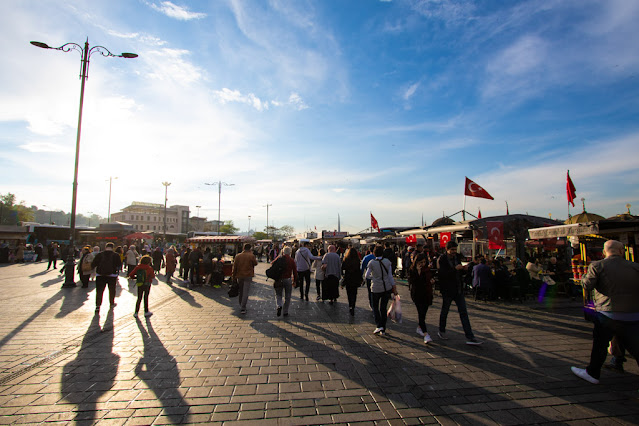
[205,180,235,235]
[107,176,118,222]
[87,211,93,227]
[31,39,137,288]
[162,182,171,244]
[264,203,272,239]
[248,215,251,236]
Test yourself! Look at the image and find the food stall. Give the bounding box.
[528,218,639,320]
[185,235,257,280]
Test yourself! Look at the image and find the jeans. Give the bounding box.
[135,284,151,313]
[237,277,252,310]
[372,291,391,330]
[190,264,199,284]
[439,292,475,339]
[297,270,311,298]
[586,313,639,379]
[275,278,293,314]
[366,279,373,309]
[96,276,117,308]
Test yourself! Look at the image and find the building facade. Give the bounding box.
[111,202,190,234]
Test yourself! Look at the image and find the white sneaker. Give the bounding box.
[416,327,425,337]
[373,327,383,334]
[571,367,599,384]
[424,333,433,343]
[144,311,153,317]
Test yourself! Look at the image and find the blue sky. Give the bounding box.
[1,0,638,234]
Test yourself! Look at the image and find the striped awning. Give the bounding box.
[186,236,256,244]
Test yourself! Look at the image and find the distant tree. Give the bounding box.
[0,193,33,224]
[219,220,239,235]
[252,231,268,240]
[279,225,295,238]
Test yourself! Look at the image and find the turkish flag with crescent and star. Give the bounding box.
[371,213,380,232]
[405,234,417,245]
[464,177,494,200]
[486,221,505,249]
[439,232,452,248]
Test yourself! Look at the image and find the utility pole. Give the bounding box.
[264,203,272,239]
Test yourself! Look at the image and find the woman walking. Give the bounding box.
[365,246,398,335]
[409,252,434,343]
[129,255,155,318]
[342,248,362,315]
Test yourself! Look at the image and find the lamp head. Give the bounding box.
[121,52,138,58]
[30,41,50,49]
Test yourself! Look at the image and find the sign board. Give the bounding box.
[322,231,348,239]
[528,223,598,239]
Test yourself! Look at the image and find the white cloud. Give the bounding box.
[144,48,204,85]
[403,82,420,101]
[212,89,308,112]
[149,1,206,21]
[18,142,70,153]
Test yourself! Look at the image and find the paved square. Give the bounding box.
[0,262,637,424]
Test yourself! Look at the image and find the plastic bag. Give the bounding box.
[387,294,402,323]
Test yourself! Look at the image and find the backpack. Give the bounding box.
[136,268,147,287]
[265,256,286,281]
[81,253,94,273]
[96,252,116,275]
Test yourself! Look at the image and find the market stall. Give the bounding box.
[185,235,257,280]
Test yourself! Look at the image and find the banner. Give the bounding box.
[464,177,494,200]
[405,234,417,245]
[487,221,505,249]
[439,232,452,248]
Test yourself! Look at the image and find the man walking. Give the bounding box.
[571,240,639,384]
[437,241,482,345]
[91,242,122,313]
[232,243,258,314]
[295,241,321,301]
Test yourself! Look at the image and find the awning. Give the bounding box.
[528,223,599,239]
[400,223,473,236]
[186,235,256,244]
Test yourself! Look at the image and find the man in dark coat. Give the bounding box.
[437,241,482,345]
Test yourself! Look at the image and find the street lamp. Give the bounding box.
[162,182,171,244]
[248,215,251,236]
[264,203,272,239]
[107,176,118,222]
[204,181,235,235]
[31,38,137,288]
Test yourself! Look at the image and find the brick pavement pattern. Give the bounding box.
[0,261,637,425]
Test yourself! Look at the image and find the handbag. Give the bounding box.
[228,279,239,297]
[387,294,403,323]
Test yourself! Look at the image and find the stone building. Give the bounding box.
[111,202,190,234]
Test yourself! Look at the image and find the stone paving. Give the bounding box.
[0,261,637,425]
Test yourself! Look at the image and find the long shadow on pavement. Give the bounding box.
[61,310,118,425]
[135,316,190,423]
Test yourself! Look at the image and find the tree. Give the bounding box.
[0,193,33,225]
[219,220,239,235]
[252,231,268,240]
[279,225,295,238]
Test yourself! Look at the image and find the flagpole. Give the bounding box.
[462,195,467,221]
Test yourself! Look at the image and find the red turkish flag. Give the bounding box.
[478,208,482,219]
[566,170,577,207]
[405,234,417,245]
[439,232,452,248]
[464,177,494,200]
[371,213,380,231]
[487,221,505,249]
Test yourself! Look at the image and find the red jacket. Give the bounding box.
[274,255,298,281]
[128,263,155,283]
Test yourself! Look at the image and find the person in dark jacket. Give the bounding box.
[91,242,122,313]
[409,252,434,343]
[437,241,482,345]
[472,258,493,301]
[342,248,362,315]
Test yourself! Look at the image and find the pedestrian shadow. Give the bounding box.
[0,290,65,350]
[41,276,64,287]
[166,279,203,308]
[135,317,190,423]
[55,287,90,318]
[61,310,119,424]
[29,269,51,278]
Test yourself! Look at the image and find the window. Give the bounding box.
[153,226,156,230]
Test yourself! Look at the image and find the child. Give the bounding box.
[128,255,155,318]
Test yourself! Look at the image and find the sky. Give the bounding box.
[1,0,639,234]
